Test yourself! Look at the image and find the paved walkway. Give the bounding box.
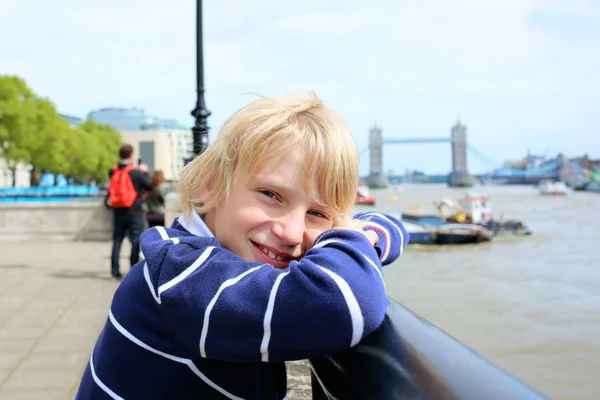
[0,241,310,399]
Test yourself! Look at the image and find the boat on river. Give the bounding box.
[435,223,494,244]
[402,192,532,237]
[355,185,376,206]
[539,179,568,196]
[403,220,493,245]
[443,193,532,236]
[402,221,436,244]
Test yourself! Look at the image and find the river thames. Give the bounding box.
[354,184,600,400]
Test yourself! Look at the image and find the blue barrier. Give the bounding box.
[0,186,101,198]
[309,299,551,399]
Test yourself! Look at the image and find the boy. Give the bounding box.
[76,92,409,399]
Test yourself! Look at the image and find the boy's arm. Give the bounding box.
[353,212,410,266]
[140,221,400,363]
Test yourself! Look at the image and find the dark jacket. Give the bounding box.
[108,162,153,213]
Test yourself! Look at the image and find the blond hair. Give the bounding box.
[177,92,359,220]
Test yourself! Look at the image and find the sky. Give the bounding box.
[2,0,599,175]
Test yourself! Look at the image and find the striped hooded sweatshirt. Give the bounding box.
[75,210,409,399]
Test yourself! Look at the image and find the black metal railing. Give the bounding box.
[309,298,551,400]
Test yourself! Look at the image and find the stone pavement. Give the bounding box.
[0,241,311,400]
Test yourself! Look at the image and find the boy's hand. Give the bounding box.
[332,216,379,246]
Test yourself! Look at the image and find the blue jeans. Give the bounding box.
[110,209,145,276]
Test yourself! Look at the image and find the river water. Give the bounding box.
[353,184,599,400]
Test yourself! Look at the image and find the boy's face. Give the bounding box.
[203,150,335,268]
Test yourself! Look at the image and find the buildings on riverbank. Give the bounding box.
[87,107,188,132]
[87,107,193,181]
[0,107,193,187]
[120,129,193,181]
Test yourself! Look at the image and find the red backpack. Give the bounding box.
[109,164,138,208]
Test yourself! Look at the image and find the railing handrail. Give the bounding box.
[309,298,551,400]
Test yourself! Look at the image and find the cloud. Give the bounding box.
[533,0,600,17]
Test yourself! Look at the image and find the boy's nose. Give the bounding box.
[273,211,306,247]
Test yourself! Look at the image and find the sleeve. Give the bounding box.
[106,168,114,207]
[140,171,153,191]
[353,212,410,266]
[140,225,390,363]
[130,169,153,191]
[157,187,166,206]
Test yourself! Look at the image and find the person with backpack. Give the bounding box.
[107,144,153,279]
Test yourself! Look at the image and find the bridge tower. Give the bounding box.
[448,120,474,187]
[366,124,389,189]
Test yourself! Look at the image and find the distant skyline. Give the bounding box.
[2,0,599,175]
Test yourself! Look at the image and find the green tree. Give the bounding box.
[0,75,38,175]
[0,75,72,184]
[61,126,89,183]
[77,120,122,183]
[29,97,72,176]
[0,74,123,186]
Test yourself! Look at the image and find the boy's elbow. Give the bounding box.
[361,294,389,338]
[391,223,410,260]
[330,289,388,347]
[401,225,410,247]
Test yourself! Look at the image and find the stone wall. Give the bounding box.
[164,191,181,227]
[0,199,112,242]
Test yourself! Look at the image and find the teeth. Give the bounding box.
[260,246,287,262]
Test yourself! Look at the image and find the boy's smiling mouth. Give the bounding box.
[250,241,295,267]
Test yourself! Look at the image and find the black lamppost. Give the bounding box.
[189,0,210,160]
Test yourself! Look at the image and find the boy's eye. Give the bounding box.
[261,190,278,199]
[308,210,327,218]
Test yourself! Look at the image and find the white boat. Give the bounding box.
[357,185,370,198]
[538,180,568,196]
[432,192,532,236]
[433,192,493,224]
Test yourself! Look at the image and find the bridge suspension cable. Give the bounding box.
[359,138,561,177]
[466,144,501,169]
[359,142,501,169]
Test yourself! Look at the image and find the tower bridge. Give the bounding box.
[365,121,473,188]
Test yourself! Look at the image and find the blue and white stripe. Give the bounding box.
[76,210,407,399]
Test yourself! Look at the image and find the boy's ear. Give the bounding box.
[198,184,212,204]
